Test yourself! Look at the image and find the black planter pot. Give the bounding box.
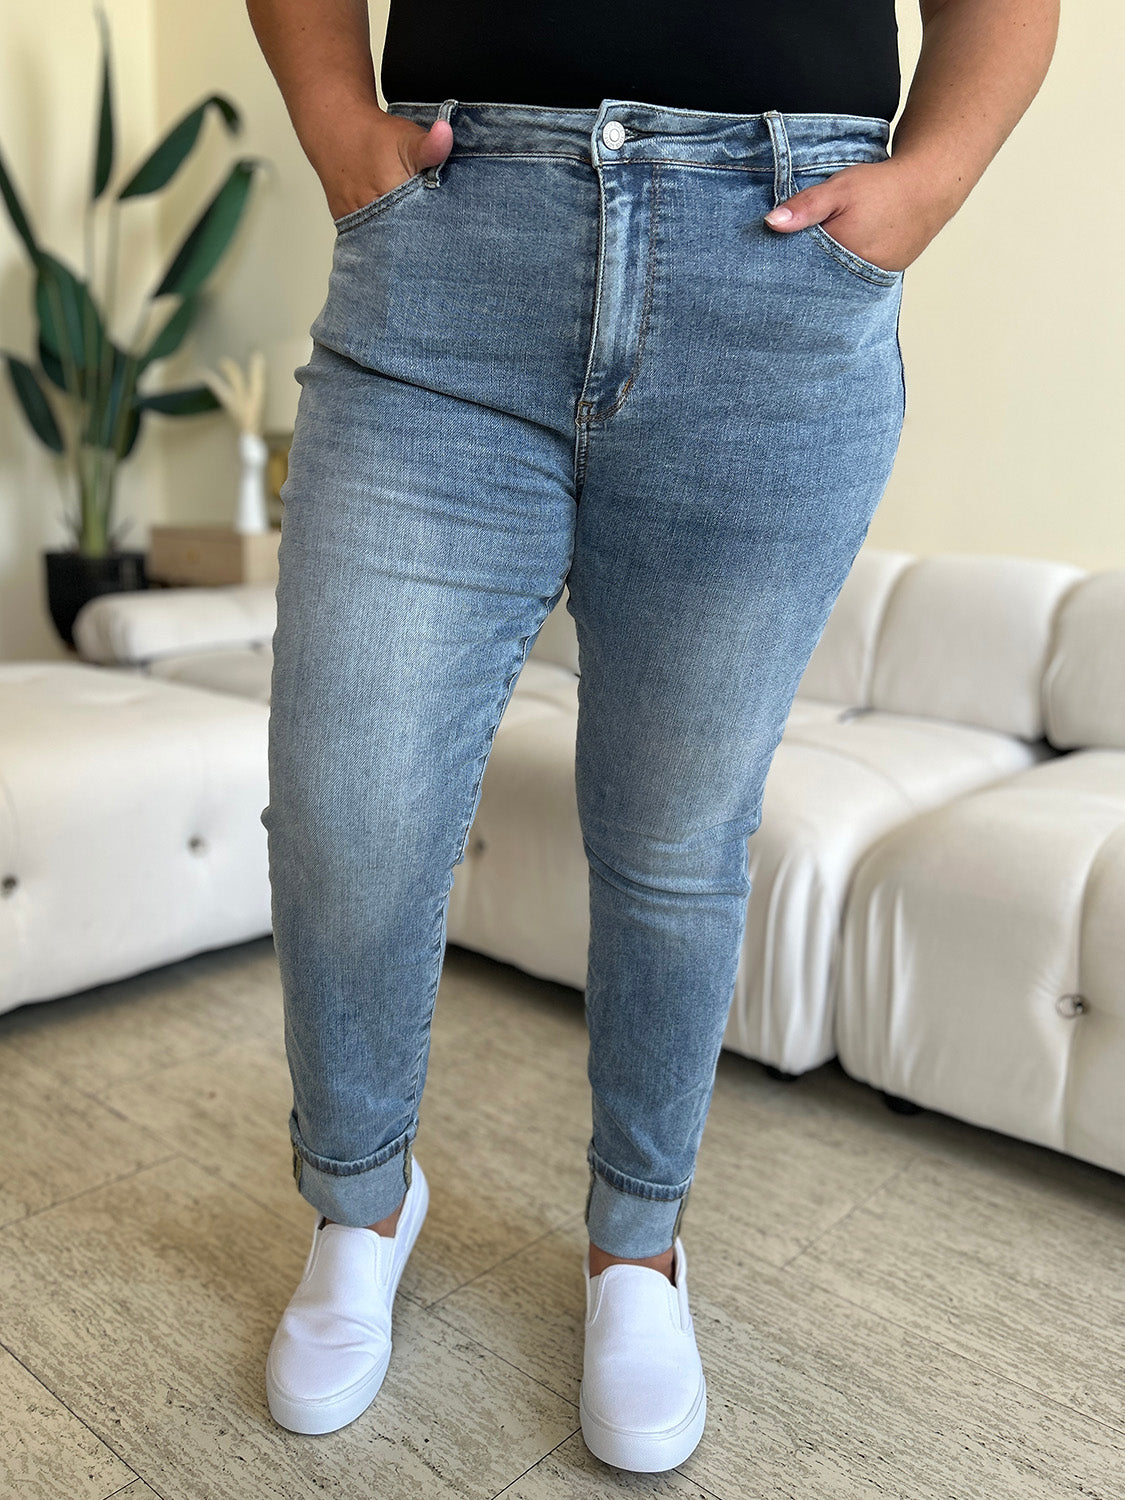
[44,548,148,649]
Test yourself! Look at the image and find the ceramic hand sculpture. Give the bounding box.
[201,351,270,534]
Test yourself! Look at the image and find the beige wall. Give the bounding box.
[876,0,1123,570]
[1,1,1122,660]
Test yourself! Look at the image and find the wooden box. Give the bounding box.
[147,525,281,586]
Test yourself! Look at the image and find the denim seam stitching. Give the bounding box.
[447,151,779,173]
[333,172,427,235]
[400,609,552,1132]
[449,614,551,870]
[573,141,611,474]
[387,100,892,128]
[447,150,592,165]
[403,869,453,1130]
[446,150,886,177]
[586,160,662,424]
[587,1143,693,1202]
[806,222,902,287]
[290,1117,415,1178]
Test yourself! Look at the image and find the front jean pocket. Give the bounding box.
[806,221,903,287]
[785,166,904,289]
[333,171,427,234]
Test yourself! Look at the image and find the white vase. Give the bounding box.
[236,431,271,534]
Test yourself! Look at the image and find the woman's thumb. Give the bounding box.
[412,118,454,174]
[764,186,828,232]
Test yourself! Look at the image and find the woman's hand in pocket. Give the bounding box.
[763,157,956,273]
[302,103,453,223]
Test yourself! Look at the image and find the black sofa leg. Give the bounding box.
[762,1064,801,1083]
[882,1091,922,1115]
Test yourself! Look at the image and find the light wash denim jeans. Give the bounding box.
[262,97,906,1257]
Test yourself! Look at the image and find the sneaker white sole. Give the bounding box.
[579,1373,707,1473]
[266,1165,430,1435]
[267,1348,394,1437]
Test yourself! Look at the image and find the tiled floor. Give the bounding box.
[2,937,1123,1499]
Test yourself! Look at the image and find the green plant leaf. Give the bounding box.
[136,384,221,416]
[140,293,197,368]
[83,391,141,459]
[3,352,65,452]
[91,6,115,201]
[37,332,66,391]
[36,252,107,374]
[0,142,39,258]
[116,94,240,200]
[118,404,143,458]
[81,345,137,451]
[151,158,260,300]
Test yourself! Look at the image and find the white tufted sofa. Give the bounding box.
[0,662,270,1012]
[836,566,1125,1178]
[10,546,1120,1177]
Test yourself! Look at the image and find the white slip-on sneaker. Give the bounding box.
[265,1158,429,1434]
[579,1236,707,1473]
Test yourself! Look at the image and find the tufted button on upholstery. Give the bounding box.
[1,874,17,896]
[188,835,208,854]
[1056,993,1088,1019]
[601,120,627,150]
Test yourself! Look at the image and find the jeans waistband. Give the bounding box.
[385,99,891,173]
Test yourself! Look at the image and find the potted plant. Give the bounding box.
[0,7,265,646]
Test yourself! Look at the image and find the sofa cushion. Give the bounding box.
[1042,570,1125,751]
[722,709,1049,1072]
[450,638,1049,1074]
[446,660,587,984]
[837,748,1125,1176]
[73,583,277,664]
[148,646,273,703]
[796,547,914,707]
[868,554,1085,740]
[0,662,270,1012]
[528,588,580,676]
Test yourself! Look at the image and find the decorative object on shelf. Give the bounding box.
[0,5,266,645]
[266,436,291,520]
[200,350,272,534]
[146,523,280,586]
[261,333,310,524]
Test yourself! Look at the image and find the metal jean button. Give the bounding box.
[601,120,626,150]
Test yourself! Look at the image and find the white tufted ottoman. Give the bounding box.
[0,661,271,1014]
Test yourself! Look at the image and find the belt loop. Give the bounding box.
[764,109,793,208]
[425,98,459,188]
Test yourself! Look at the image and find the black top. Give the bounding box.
[381,1,901,123]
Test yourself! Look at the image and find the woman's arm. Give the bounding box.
[245,0,452,222]
[764,0,1061,271]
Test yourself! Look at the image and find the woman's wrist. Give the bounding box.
[884,143,976,228]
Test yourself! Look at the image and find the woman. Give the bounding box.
[246,0,1058,1471]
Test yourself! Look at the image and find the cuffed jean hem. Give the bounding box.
[289,1116,415,1227]
[584,1148,692,1259]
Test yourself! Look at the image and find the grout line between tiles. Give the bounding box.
[423,1298,582,1412]
[0,1153,181,1235]
[776,1153,919,1270]
[7,1034,236,1114]
[423,1210,588,1312]
[670,1469,733,1500]
[0,1336,165,1500]
[103,1479,166,1500]
[486,1428,583,1499]
[772,1263,1125,1446]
